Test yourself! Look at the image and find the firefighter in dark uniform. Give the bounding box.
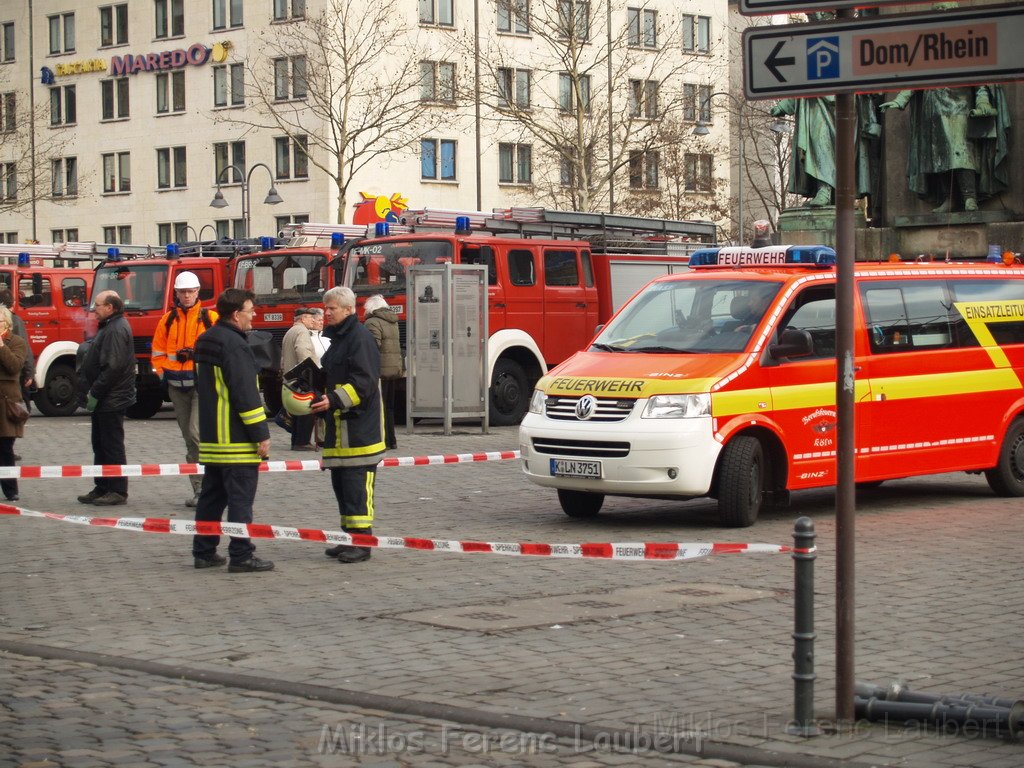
[191,288,274,573]
[311,286,385,563]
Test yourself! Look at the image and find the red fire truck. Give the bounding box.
[332,208,716,425]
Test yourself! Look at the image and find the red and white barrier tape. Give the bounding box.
[0,450,521,479]
[0,505,799,561]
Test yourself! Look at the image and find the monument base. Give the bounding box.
[777,206,865,250]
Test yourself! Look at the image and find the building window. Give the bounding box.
[558,73,590,114]
[51,157,78,198]
[213,64,245,107]
[0,93,15,133]
[157,146,187,189]
[156,71,185,113]
[498,143,531,184]
[0,233,18,244]
[421,139,456,181]
[557,0,589,41]
[215,219,245,239]
[0,163,16,201]
[628,150,658,189]
[214,141,245,183]
[274,56,307,100]
[100,4,129,47]
[154,0,185,39]
[273,0,306,21]
[682,15,710,53]
[102,151,131,193]
[698,84,712,122]
[684,152,713,192]
[1,22,14,62]
[212,0,243,30]
[103,225,133,244]
[49,86,76,126]
[158,222,189,245]
[419,0,454,26]
[627,8,656,48]
[276,214,309,233]
[48,13,75,55]
[101,77,130,120]
[497,68,530,109]
[51,229,79,244]
[420,61,455,102]
[275,135,308,179]
[497,0,528,34]
[628,79,658,119]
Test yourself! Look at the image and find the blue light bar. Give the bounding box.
[690,245,836,268]
[260,236,274,250]
[166,243,180,256]
[331,232,345,248]
[106,247,122,262]
[455,215,472,234]
[375,222,390,237]
[17,252,30,266]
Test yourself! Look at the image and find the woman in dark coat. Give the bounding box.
[362,294,403,450]
[0,305,28,501]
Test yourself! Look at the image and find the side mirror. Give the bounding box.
[769,328,814,361]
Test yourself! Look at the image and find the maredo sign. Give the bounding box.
[48,41,230,80]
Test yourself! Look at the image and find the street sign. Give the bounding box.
[743,5,1024,99]
[740,0,920,17]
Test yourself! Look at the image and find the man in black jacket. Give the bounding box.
[77,290,136,506]
[191,288,274,573]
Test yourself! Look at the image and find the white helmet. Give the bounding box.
[174,271,200,290]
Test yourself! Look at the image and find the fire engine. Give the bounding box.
[324,207,716,425]
[519,245,1024,527]
[0,243,113,416]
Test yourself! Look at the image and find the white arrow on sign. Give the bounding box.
[743,5,1024,100]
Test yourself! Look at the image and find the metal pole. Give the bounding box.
[834,6,858,727]
[606,0,614,213]
[473,0,482,211]
[738,108,744,244]
[787,516,821,736]
[28,0,38,240]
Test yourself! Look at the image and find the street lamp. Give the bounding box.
[209,162,283,238]
[198,224,218,241]
[693,91,745,245]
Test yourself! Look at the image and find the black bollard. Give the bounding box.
[787,516,821,736]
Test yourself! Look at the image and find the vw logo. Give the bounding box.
[575,395,597,420]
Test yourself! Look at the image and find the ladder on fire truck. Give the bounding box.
[284,208,717,256]
[0,241,162,267]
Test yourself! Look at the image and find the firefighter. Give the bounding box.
[151,271,218,507]
[310,286,385,563]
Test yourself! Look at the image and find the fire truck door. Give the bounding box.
[18,273,55,352]
[500,248,542,349]
[541,248,597,364]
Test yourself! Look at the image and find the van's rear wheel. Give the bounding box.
[34,363,79,416]
[717,436,765,528]
[985,419,1024,496]
[558,489,604,518]
[489,359,529,426]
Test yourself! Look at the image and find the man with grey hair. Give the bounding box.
[310,286,385,563]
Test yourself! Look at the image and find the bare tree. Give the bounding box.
[217,0,452,224]
[473,0,726,212]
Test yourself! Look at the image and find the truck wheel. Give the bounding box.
[489,359,529,426]
[34,363,79,417]
[558,489,604,518]
[717,436,766,528]
[985,419,1024,496]
[127,389,164,420]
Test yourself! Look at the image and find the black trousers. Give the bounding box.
[192,464,259,562]
[291,413,314,448]
[330,466,375,530]
[0,436,16,499]
[381,378,398,449]
[91,409,127,496]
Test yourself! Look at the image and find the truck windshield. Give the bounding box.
[92,264,168,311]
[232,251,327,305]
[345,240,453,298]
[595,278,783,353]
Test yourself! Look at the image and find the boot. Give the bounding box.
[334,527,372,563]
[808,183,832,207]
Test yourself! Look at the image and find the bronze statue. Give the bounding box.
[771,96,836,207]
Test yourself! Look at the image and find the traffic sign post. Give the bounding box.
[743,4,1024,99]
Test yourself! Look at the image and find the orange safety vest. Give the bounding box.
[151,303,218,386]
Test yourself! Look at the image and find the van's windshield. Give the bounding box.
[595,278,784,353]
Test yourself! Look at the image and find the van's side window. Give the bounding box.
[862,280,955,352]
[544,250,579,287]
[460,245,497,285]
[581,251,594,287]
[950,279,1024,346]
[776,286,836,359]
[19,276,52,308]
[508,249,535,286]
[62,277,88,307]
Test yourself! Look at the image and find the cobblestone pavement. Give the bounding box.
[2,408,1023,767]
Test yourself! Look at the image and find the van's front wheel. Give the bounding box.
[717,436,765,527]
[558,489,604,518]
[985,419,1024,496]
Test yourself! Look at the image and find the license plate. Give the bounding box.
[550,458,602,479]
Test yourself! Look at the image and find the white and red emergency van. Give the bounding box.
[519,245,1024,526]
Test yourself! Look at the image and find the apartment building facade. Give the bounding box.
[0,0,739,246]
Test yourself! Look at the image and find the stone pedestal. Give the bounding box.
[778,206,865,250]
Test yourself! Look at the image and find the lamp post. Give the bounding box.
[198,224,218,241]
[209,162,283,238]
[693,91,745,245]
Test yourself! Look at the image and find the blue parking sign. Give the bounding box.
[806,36,840,80]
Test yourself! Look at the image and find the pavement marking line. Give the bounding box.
[0,640,866,768]
[0,450,522,479]
[0,505,797,561]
